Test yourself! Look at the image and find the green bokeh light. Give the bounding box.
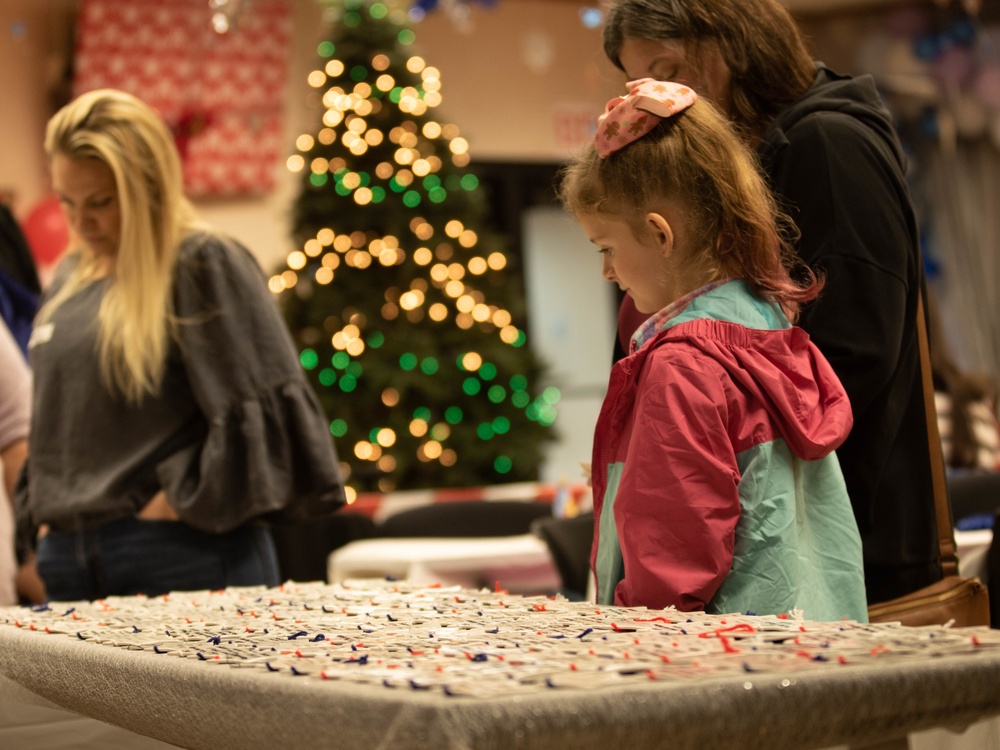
[420,357,439,375]
[318,368,337,387]
[492,416,510,434]
[479,363,497,380]
[542,386,562,404]
[460,174,479,191]
[349,65,368,82]
[299,348,319,370]
[310,173,329,187]
[510,374,528,391]
[330,419,348,437]
[402,191,421,207]
[487,385,506,404]
[339,374,358,392]
[369,2,388,18]
[537,404,558,426]
[494,456,512,474]
[477,423,495,440]
[317,41,335,57]
[367,331,385,348]
[400,353,418,371]
[332,352,350,369]
[511,391,530,408]
[445,406,463,424]
[413,406,431,421]
[398,29,416,45]
[462,377,481,396]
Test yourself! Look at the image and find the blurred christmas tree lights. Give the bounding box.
[273,0,557,499]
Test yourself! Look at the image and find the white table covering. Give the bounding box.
[2,580,1000,749]
[326,534,562,594]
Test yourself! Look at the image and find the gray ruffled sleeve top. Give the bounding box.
[17,232,345,539]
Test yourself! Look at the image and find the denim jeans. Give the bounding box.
[36,516,281,602]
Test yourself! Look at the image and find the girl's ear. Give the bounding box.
[645,212,674,257]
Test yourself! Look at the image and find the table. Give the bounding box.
[2,580,1000,750]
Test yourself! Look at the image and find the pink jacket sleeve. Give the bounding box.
[612,355,742,611]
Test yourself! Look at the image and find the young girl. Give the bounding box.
[560,79,868,621]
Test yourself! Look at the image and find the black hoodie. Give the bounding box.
[758,65,940,604]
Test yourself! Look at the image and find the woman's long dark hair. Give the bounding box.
[603,0,816,139]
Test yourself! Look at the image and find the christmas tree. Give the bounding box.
[271,0,557,498]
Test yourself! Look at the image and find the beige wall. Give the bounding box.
[412,1,623,160]
[0,0,74,216]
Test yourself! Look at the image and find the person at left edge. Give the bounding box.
[15,88,346,602]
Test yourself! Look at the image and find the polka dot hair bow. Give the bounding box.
[594,78,698,158]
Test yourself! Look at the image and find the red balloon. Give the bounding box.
[22,195,70,266]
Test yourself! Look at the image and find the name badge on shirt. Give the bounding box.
[29,322,54,348]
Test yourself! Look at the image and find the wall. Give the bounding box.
[0,1,73,216]
[522,206,617,484]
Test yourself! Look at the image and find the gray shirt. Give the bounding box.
[16,233,344,541]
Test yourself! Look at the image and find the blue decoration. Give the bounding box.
[919,107,939,140]
[410,0,498,15]
[946,16,977,48]
[579,7,603,29]
[913,33,942,62]
[920,226,940,281]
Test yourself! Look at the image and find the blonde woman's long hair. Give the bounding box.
[39,88,202,403]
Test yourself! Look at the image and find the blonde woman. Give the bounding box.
[16,89,345,601]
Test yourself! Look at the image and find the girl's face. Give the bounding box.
[577,212,679,314]
[617,38,732,118]
[51,153,121,260]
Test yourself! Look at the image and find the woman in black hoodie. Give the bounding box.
[602,0,940,605]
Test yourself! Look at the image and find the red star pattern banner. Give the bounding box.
[74,0,291,197]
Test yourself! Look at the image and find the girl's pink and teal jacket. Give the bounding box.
[591,280,868,622]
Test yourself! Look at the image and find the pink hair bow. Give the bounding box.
[594,78,698,158]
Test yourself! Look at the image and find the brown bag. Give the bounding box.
[868,576,989,627]
[866,294,990,627]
